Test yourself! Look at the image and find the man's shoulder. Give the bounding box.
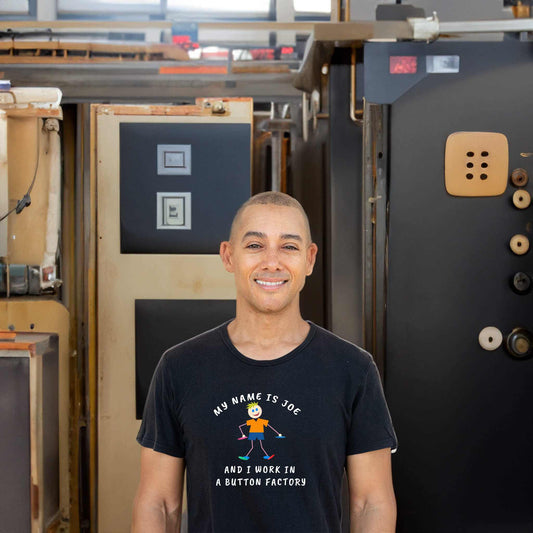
[310,322,374,368]
[163,322,227,364]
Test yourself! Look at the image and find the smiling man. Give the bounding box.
[132,192,397,533]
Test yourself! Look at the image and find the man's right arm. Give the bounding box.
[132,447,185,533]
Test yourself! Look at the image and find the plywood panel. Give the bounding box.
[95,100,252,532]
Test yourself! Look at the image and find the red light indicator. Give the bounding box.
[172,35,191,44]
[389,56,417,74]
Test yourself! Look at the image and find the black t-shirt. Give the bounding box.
[137,321,397,533]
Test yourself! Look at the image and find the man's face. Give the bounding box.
[248,404,262,418]
[220,204,317,316]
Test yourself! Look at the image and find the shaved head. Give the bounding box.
[230,192,312,243]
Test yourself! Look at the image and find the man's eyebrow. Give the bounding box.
[281,233,302,241]
[241,231,303,242]
[242,231,266,241]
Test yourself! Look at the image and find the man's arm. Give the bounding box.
[132,447,185,533]
[346,448,396,533]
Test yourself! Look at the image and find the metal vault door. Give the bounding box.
[364,41,533,532]
[92,100,251,532]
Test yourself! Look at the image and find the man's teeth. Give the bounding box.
[255,280,286,287]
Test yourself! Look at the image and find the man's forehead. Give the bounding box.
[237,204,307,233]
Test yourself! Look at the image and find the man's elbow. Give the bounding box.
[350,493,397,532]
[132,491,182,532]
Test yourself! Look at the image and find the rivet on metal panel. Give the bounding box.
[478,326,503,351]
[512,189,531,209]
[511,168,528,187]
[510,234,530,255]
[511,272,531,294]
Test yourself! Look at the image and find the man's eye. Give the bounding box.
[283,245,298,251]
[246,243,261,249]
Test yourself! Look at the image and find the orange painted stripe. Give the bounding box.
[0,341,34,350]
[0,330,16,340]
[159,65,228,75]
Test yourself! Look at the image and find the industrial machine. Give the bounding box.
[326,37,533,532]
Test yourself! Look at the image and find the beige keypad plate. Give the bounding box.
[445,131,509,197]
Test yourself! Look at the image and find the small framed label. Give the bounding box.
[157,144,191,175]
[156,192,191,230]
[426,55,460,74]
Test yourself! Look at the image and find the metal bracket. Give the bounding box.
[408,12,440,42]
[301,90,320,142]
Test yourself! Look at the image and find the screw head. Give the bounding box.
[512,272,531,293]
[211,101,226,114]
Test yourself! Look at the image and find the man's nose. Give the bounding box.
[262,247,281,269]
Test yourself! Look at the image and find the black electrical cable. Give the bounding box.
[0,119,41,222]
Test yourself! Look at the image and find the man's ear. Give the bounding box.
[219,241,234,273]
[306,242,318,276]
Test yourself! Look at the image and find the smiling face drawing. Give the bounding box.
[248,403,262,419]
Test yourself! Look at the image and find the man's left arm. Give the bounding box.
[346,448,396,533]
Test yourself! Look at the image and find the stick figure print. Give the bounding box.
[237,402,285,461]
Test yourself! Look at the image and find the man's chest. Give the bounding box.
[176,373,353,482]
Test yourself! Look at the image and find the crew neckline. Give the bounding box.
[219,319,317,366]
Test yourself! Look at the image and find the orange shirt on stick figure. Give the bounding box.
[237,402,284,461]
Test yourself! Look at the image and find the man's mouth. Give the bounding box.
[254,279,288,288]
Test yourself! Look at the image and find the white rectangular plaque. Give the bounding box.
[157,144,191,175]
[156,192,191,230]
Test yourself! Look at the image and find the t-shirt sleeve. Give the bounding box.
[346,360,398,455]
[136,353,185,458]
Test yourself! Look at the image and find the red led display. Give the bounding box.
[389,56,417,74]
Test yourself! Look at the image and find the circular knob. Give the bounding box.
[510,234,530,255]
[512,189,531,210]
[505,328,533,360]
[211,101,226,114]
[511,168,529,187]
[512,272,531,294]
[478,326,503,351]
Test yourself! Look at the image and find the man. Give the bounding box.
[132,192,397,532]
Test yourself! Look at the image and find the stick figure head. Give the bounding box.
[247,402,262,419]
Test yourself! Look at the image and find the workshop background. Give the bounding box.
[0,0,532,531]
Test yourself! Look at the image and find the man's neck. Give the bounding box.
[227,307,310,361]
